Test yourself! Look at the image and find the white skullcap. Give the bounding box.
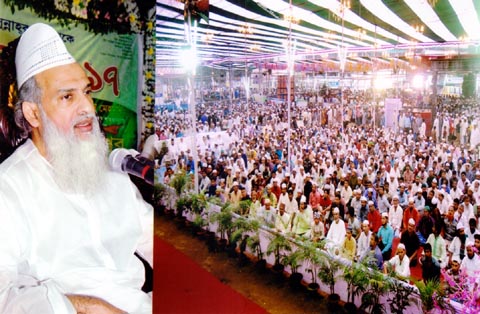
[300,195,306,203]
[15,23,75,88]
[332,207,340,214]
[451,255,461,263]
[362,220,369,226]
[368,200,374,206]
[397,243,406,251]
[381,212,388,218]
[408,218,415,225]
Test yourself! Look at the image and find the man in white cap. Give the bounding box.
[310,211,325,242]
[383,243,411,280]
[275,202,292,234]
[258,198,275,227]
[388,194,403,237]
[448,222,468,264]
[0,24,152,313]
[377,212,394,261]
[400,218,420,267]
[292,195,312,238]
[326,207,346,255]
[460,241,480,278]
[356,220,372,261]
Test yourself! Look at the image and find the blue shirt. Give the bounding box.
[377,224,394,254]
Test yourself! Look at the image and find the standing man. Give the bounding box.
[0,24,152,313]
[389,195,403,237]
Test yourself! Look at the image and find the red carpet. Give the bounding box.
[153,236,267,314]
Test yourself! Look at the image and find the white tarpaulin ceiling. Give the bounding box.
[156,0,480,72]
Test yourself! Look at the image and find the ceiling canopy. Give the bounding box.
[156,0,480,73]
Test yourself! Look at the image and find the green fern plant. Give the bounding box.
[266,232,292,267]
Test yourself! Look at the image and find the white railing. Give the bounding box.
[158,186,467,313]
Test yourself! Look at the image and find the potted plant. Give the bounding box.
[209,203,234,252]
[360,269,391,314]
[317,256,342,311]
[190,191,208,215]
[174,194,192,226]
[296,240,324,298]
[247,232,266,273]
[230,217,260,263]
[387,277,417,314]
[170,170,190,197]
[414,279,439,313]
[237,199,252,216]
[342,259,370,314]
[191,213,208,238]
[266,232,292,277]
[281,249,304,291]
[414,278,455,314]
[153,183,168,215]
[168,170,190,218]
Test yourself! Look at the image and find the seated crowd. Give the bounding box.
[156,94,480,301]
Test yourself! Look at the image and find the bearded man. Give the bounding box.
[0,24,152,314]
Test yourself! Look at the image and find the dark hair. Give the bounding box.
[423,243,432,252]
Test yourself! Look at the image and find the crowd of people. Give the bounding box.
[152,89,480,301]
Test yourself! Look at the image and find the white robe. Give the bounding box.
[0,140,153,314]
[326,219,346,248]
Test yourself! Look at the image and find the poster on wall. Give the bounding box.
[0,1,139,149]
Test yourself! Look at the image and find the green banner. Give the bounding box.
[0,1,139,149]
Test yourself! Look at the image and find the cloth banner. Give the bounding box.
[0,1,139,149]
[384,98,402,131]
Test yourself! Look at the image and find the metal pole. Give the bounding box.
[286,0,293,172]
[186,4,198,193]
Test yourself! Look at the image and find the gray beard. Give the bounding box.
[39,107,108,196]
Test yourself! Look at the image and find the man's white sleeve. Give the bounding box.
[0,193,76,314]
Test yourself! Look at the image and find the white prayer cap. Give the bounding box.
[15,23,75,88]
[362,220,369,226]
[397,243,406,251]
[300,195,306,203]
[408,218,416,226]
[381,212,388,218]
[332,207,340,214]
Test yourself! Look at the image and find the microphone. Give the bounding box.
[109,148,154,185]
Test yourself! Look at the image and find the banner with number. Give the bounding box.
[0,1,139,149]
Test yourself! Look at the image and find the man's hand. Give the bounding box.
[66,294,127,314]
